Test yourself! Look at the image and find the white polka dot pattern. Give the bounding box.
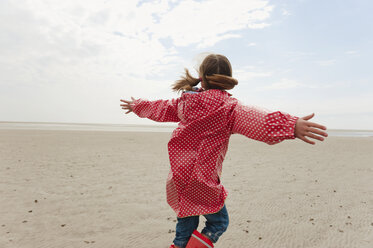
[131,89,298,217]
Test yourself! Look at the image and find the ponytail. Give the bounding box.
[172,69,200,92]
[204,74,238,90]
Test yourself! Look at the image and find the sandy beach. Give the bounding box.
[0,129,372,248]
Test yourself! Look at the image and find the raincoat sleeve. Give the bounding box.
[131,98,181,122]
[230,102,299,145]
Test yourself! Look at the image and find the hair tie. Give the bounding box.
[198,77,202,82]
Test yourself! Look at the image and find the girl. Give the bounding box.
[120,54,328,248]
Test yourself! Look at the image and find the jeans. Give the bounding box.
[173,205,229,248]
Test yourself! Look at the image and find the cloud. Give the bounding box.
[247,22,271,29]
[0,0,182,84]
[197,34,241,49]
[317,59,336,66]
[0,0,276,124]
[256,78,301,91]
[0,0,274,81]
[345,50,358,55]
[150,0,273,47]
[235,71,272,81]
[284,51,315,63]
[234,66,272,81]
[281,9,291,16]
[254,78,335,92]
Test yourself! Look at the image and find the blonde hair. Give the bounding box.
[172,54,238,92]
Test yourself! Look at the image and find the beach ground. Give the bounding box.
[0,130,372,248]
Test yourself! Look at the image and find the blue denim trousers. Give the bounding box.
[173,205,229,248]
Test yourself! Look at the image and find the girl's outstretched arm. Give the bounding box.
[120,97,181,122]
[230,103,327,145]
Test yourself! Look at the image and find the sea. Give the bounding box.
[0,122,372,137]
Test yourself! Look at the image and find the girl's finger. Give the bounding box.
[300,135,315,145]
[131,96,135,101]
[308,127,328,137]
[302,113,314,121]
[305,132,324,141]
[307,121,327,130]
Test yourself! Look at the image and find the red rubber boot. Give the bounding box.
[185,230,214,248]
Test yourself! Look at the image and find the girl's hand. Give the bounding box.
[120,97,136,114]
[295,113,328,145]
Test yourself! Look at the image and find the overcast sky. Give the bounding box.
[1,0,372,129]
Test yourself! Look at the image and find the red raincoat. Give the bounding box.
[132,89,298,217]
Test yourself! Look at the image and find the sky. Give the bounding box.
[0,0,372,130]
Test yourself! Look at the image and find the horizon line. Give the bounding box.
[0,121,372,132]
